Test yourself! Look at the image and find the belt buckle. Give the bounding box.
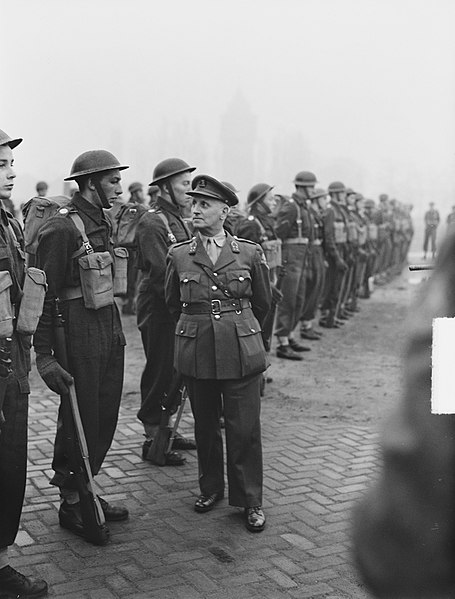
[211,299,221,315]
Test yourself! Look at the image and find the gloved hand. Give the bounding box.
[36,353,73,395]
[271,284,283,303]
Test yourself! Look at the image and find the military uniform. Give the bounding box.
[34,192,125,489]
[423,204,440,258]
[166,192,271,510]
[136,197,192,433]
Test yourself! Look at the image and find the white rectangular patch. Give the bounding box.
[432,317,455,414]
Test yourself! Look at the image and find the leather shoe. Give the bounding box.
[58,501,110,545]
[98,497,129,521]
[172,434,197,451]
[0,565,48,598]
[300,328,321,340]
[245,506,266,532]
[276,345,303,360]
[288,338,311,352]
[194,492,224,513]
[142,440,186,466]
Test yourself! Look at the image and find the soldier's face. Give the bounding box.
[263,191,276,212]
[169,172,192,210]
[192,197,226,234]
[0,146,16,201]
[97,169,123,207]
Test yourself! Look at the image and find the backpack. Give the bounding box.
[22,195,71,264]
[109,202,149,248]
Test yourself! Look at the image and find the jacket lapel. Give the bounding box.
[191,236,214,269]
[213,233,236,271]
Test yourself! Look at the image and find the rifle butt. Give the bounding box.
[147,426,171,466]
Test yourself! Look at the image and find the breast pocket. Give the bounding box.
[235,319,266,377]
[179,272,201,303]
[225,270,252,297]
[174,320,198,374]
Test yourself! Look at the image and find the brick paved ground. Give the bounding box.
[11,269,420,598]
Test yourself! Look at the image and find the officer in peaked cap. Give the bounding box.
[34,149,130,545]
[0,129,48,597]
[136,158,197,465]
[165,174,271,532]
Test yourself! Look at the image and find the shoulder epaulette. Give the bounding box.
[233,235,257,246]
[173,237,193,249]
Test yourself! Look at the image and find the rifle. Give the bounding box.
[334,268,349,320]
[147,373,187,466]
[0,338,12,433]
[53,299,109,545]
[261,264,287,352]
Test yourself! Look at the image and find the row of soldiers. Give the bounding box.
[118,170,414,361]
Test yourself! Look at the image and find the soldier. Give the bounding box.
[34,150,129,543]
[274,171,316,359]
[446,205,455,231]
[136,158,197,465]
[0,129,48,597]
[36,181,48,198]
[165,174,271,532]
[319,181,348,328]
[423,201,440,260]
[147,184,160,207]
[299,188,327,339]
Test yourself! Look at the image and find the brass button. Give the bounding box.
[239,276,245,281]
[180,329,184,334]
[213,272,218,276]
[250,328,256,333]
[183,278,189,283]
[211,285,217,291]
[214,314,220,320]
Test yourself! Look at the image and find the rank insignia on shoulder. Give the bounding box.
[189,237,197,254]
[231,239,240,253]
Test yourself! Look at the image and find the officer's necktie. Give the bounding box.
[206,238,218,264]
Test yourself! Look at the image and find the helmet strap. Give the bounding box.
[164,179,178,207]
[93,177,111,210]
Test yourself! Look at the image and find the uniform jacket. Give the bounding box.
[165,232,271,380]
[236,204,278,245]
[135,196,191,326]
[424,208,440,228]
[34,192,123,354]
[275,194,312,240]
[323,203,344,264]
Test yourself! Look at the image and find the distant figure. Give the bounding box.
[446,205,455,230]
[146,184,159,207]
[35,181,48,197]
[423,201,440,259]
[128,181,145,205]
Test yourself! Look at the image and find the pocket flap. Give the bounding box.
[114,247,129,259]
[235,320,261,337]
[79,251,113,270]
[176,321,198,338]
[0,270,13,294]
[227,270,251,282]
[179,272,201,284]
[26,267,47,287]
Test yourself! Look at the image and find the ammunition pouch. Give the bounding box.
[0,271,13,338]
[78,252,114,310]
[113,247,129,297]
[16,267,47,335]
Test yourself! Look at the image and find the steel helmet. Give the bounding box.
[247,183,274,206]
[293,171,317,187]
[64,150,129,181]
[364,199,375,208]
[0,128,22,149]
[150,158,196,186]
[345,187,356,196]
[328,181,346,194]
[311,188,327,200]
[379,193,388,202]
[128,181,143,194]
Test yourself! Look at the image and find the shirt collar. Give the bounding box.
[72,192,105,225]
[198,230,227,248]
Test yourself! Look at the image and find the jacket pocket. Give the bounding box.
[179,272,201,303]
[235,319,266,377]
[0,271,13,337]
[174,320,198,374]
[225,270,252,297]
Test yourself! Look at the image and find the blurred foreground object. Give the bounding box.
[352,230,455,598]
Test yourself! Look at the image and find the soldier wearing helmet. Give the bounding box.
[33,149,130,544]
[136,158,197,465]
[423,201,440,260]
[273,171,318,359]
[36,181,48,198]
[319,181,349,328]
[0,129,48,597]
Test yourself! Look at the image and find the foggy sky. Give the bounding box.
[3,0,455,214]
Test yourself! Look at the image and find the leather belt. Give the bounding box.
[182,298,251,315]
[282,237,309,245]
[60,286,83,300]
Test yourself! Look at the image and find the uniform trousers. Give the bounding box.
[423,226,437,254]
[50,299,125,489]
[301,246,326,322]
[185,373,263,508]
[137,312,175,431]
[0,382,28,548]
[275,244,308,337]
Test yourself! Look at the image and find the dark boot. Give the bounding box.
[0,565,48,598]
